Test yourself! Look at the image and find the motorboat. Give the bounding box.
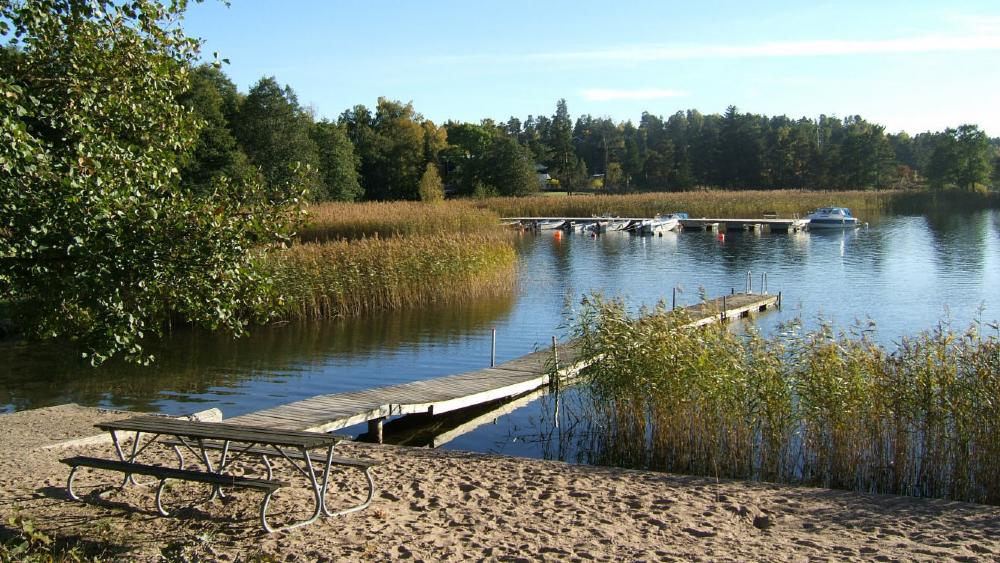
[585,220,609,233]
[806,207,860,229]
[636,213,685,235]
[537,220,566,230]
[607,218,632,231]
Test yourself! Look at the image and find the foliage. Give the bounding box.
[0,0,298,364]
[311,120,362,202]
[263,232,516,319]
[340,98,428,200]
[177,65,255,195]
[233,77,321,200]
[573,296,1000,504]
[927,125,994,191]
[0,517,100,562]
[299,200,502,241]
[418,162,445,202]
[475,136,539,197]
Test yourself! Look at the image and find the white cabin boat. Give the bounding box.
[806,207,860,229]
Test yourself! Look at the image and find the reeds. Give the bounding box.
[573,295,1000,504]
[300,200,502,242]
[263,232,517,320]
[477,189,1000,220]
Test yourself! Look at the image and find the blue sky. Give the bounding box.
[182,0,1000,135]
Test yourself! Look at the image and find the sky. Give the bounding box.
[182,0,1000,136]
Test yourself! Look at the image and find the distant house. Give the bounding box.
[535,164,556,191]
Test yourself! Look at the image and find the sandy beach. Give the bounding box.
[2,404,999,561]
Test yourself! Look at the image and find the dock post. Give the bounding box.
[550,336,560,390]
[491,328,496,367]
[762,272,767,294]
[368,417,384,444]
[672,287,676,310]
[746,271,752,294]
[721,295,727,322]
[778,291,782,309]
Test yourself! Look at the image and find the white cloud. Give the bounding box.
[530,35,1000,63]
[430,33,1000,66]
[581,88,688,101]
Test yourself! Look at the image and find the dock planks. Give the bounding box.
[227,293,779,434]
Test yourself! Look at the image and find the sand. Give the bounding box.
[2,404,999,561]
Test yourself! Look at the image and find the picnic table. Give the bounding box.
[61,415,376,533]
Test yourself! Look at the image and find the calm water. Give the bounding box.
[3,209,998,459]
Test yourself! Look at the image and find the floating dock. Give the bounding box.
[228,292,779,440]
[503,217,808,232]
[679,218,808,232]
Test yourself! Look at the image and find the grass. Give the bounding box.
[572,295,1000,504]
[264,231,517,320]
[260,200,518,321]
[475,189,1000,220]
[300,200,502,242]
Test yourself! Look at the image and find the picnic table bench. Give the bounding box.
[61,415,377,533]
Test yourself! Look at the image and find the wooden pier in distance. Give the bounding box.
[227,292,780,440]
[503,216,808,232]
[679,217,808,233]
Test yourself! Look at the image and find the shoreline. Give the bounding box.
[2,404,999,561]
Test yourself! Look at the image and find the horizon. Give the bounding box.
[182,0,1000,137]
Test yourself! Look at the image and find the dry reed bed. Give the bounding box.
[477,190,893,219]
[478,189,1000,220]
[265,232,517,319]
[574,296,1000,505]
[300,200,501,242]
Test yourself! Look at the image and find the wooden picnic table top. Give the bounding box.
[96,415,342,449]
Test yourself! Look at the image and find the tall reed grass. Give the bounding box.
[478,189,999,220]
[573,296,1000,504]
[263,232,517,319]
[301,200,502,242]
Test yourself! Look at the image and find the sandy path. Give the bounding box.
[2,405,999,561]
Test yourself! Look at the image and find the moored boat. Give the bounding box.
[806,207,860,229]
[636,213,685,235]
[537,220,566,230]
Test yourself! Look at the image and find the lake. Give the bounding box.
[2,209,998,460]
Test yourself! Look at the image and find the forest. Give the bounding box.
[182,65,1000,204]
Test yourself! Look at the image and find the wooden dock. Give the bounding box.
[503,216,808,232]
[679,218,808,232]
[227,292,779,439]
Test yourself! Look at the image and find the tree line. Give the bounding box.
[184,67,1000,203]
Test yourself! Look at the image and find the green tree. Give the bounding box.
[310,120,362,202]
[342,98,426,200]
[927,125,992,191]
[953,125,993,191]
[418,162,445,202]
[546,99,575,182]
[478,136,538,196]
[234,77,320,200]
[178,65,254,195]
[0,0,296,364]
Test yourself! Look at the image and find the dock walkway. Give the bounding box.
[503,216,808,232]
[228,293,778,437]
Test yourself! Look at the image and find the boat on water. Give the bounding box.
[536,220,566,230]
[806,207,860,229]
[607,218,632,231]
[585,220,609,233]
[633,212,686,235]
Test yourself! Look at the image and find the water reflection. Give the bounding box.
[3,210,1000,462]
[0,293,516,414]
